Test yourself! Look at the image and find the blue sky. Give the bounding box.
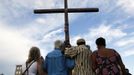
[0,0,134,75]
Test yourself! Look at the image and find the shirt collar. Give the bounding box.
[55,48,60,50]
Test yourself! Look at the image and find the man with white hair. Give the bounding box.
[65,38,95,75]
[43,40,74,75]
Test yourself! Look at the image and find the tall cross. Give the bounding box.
[34,0,99,45]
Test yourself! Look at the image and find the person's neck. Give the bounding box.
[98,46,105,50]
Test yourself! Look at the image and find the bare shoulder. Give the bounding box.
[106,48,116,52]
[106,48,118,56]
[106,48,115,50]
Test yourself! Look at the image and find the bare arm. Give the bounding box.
[114,50,126,75]
[117,55,126,75]
[91,53,97,72]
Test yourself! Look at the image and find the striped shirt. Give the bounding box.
[65,45,95,75]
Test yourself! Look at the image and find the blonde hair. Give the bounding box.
[54,40,63,49]
[26,46,41,63]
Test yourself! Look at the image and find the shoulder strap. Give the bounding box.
[36,62,39,75]
[26,63,28,75]
[22,60,36,75]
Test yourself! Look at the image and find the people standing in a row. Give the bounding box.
[22,37,128,75]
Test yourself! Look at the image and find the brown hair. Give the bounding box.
[26,46,41,63]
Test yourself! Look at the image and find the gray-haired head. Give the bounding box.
[54,40,63,49]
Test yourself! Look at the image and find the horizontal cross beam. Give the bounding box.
[34,8,99,14]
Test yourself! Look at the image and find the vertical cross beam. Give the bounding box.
[64,0,70,45]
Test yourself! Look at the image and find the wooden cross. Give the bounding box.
[34,0,99,45]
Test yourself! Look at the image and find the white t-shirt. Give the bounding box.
[22,61,37,75]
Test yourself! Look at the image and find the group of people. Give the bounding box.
[22,37,131,75]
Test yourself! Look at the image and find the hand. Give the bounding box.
[64,41,71,48]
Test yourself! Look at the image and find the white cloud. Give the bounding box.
[123,49,134,57]
[69,24,127,50]
[42,28,63,43]
[115,38,134,47]
[34,0,63,8]
[117,0,134,15]
[86,24,127,42]
[36,18,46,24]
[0,23,37,62]
[113,33,134,57]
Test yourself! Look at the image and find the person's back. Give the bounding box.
[44,40,74,75]
[22,46,46,75]
[45,48,68,75]
[91,37,126,75]
[65,38,95,75]
[92,48,122,75]
[74,45,93,75]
